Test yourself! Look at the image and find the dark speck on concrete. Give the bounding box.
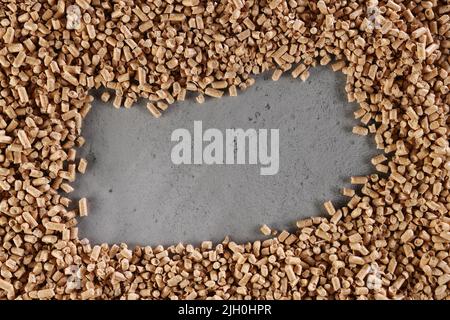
[109,188,113,193]
[88,152,97,163]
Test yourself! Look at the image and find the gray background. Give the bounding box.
[72,66,378,246]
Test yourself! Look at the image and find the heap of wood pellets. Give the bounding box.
[0,0,449,300]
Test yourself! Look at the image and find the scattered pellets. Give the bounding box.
[2,27,14,44]
[351,176,369,185]
[79,198,88,217]
[260,224,272,236]
[45,222,66,232]
[196,94,205,104]
[156,101,168,111]
[371,154,387,166]
[352,126,369,136]
[17,87,29,104]
[0,135,12,144]
[78,158,88,174]
[291,64,306,78]
[17,130,31,149]
[323,201,336,216]
[0,279,14,297]
[400,229,415,243]
[272,69,283,81]
[285,256,301,265]
[342,188,355,197]
[60,183,74,193]
[37,288,55,300]
[146,103,161,118]
[392,172,407,184]
[205,88,223,98]
[229,85,238,97]
[101,92,111,103]
[299,70,310,82]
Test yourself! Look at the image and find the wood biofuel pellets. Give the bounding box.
[0,0,448,300]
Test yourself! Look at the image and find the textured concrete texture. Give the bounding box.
[73,66,378,246]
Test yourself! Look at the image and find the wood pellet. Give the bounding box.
[0,0,448,301]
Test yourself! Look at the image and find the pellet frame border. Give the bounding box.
[0,0,449,300]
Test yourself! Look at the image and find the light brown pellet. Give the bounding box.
[351,176,368,185]
[17,130,31,149]
[260,224,272,236]
[37,288,55,299]
[352,126,369,136]
[401,229,414,243]
[13,51,26,68]
[342,188,355,197]
[323,201,336,216]
[22,211,38,228]
[391,172,407,184]
[291,64,306,78]
[285,256,301,265]
[79,198,88,217]
[17,87,29,104]
[205,88,223,98]
[229,85,238,97]
[60,183,74,193]
[0,279,14,297]
[26,185,42,198]
[113,95,122,109]
[78,158,88,174]
[146,103,161,118]
[45,222,66,232]
[371,154,387,166]
[272,69,283,81]
[62,72,79,86]
[349,256,365,265]
[2,27,14,44]
[196,94,205,104]
[299,70,310,82]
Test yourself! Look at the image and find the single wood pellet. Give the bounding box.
[78,158,88,174]
[0,0,448,301]
[79,198,88,217]
[260,224,272,236]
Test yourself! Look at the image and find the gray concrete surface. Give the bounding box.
[72,66,378,246]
